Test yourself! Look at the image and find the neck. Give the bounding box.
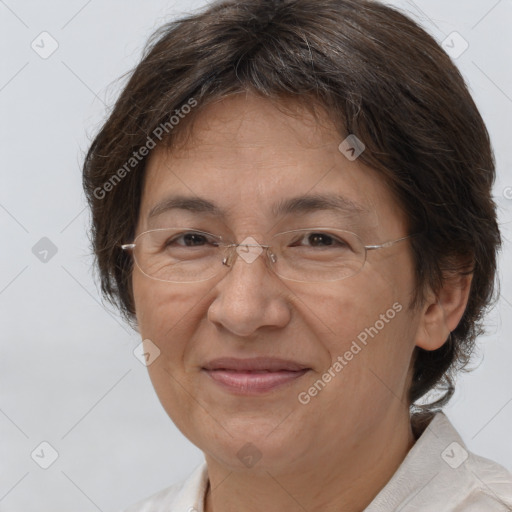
[203,408,415,512]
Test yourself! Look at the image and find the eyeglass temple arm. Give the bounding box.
[364,234,414,251]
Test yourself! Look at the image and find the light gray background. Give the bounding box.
[0,1,511,511]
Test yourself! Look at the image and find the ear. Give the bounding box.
[415,272,472,351]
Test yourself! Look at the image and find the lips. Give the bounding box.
[202,357,310,395]
[202,357,309,372]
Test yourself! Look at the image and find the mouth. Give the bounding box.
[201,357,311,395]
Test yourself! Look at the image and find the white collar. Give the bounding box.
[126,411,512,511]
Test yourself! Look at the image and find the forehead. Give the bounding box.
[138,94,405,235]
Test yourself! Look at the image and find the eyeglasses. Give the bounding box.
[120,227,414,284]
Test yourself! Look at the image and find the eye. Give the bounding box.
[165,231,219,248]
[305,233,336,247]
[293,231,349,248]
[176,233,207,246]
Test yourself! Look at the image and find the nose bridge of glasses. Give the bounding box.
[221,238,273,267]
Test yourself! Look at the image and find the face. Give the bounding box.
[132,93,422,473]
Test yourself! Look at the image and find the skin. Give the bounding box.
[131,92,471,512]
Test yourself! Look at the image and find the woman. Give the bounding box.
[82,0,512,510]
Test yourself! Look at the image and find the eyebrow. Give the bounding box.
[147,193,369,220]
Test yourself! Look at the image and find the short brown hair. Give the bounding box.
[82,0,501,412]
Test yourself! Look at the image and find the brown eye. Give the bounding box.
[181,233,209,246]
[291,232,349,248]
[307,233,336,247]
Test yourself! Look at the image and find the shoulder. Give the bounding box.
[123,482,183,512]
[433,412,512,509]
[458,450,512,510]
[365,411,512,511]
[122,461,208,512]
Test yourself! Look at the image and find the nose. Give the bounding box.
[207,242,292,337]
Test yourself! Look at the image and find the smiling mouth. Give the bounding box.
[201,356,311,395]
[202,368,310,395]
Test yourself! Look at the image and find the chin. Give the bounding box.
[199,422,305,470]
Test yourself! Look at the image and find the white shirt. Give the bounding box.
[123,412,512,511]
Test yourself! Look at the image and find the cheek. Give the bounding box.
[299,271,403,348]
[132,273,208,432]
[132,272,204,358]
[297,259,416,394]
